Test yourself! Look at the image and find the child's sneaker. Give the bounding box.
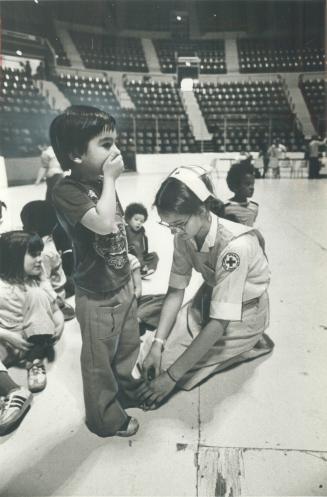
[0,387,32,435]
[116,416,139,437]
[27,359,47,393]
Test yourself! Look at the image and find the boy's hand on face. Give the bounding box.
[102,147,124,180]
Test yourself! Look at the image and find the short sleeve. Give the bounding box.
[53,181,95,226]
[168,235,193,289]
[210,236,251,321]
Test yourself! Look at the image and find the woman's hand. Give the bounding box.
[2,332,32,352]
[142,343,163,381]
[137,371,176,409]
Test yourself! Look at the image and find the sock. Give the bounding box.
[0,372,19,397]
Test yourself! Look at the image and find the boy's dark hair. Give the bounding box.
[226,160,255,192]
[20,201,58,237]
[0,231,44,283]
[125,203,148,222]
[50,105,116,171]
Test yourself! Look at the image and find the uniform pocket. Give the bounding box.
[93,303,124,340]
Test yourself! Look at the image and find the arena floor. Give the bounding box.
[0,172,326,496]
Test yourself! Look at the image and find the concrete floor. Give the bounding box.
[0,173,326,496]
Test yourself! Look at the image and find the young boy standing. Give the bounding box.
[50,106,141,437]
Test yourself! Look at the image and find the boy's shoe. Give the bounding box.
[116,416,139,437]
[0,387,32,435]
[27,359,47,393]
[59,301,75,321]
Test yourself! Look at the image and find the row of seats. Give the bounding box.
[238,39,325,73]
[153,39,226,74]
[55,74,121,114]
[300,78,326,135]
[194,80,304,151]
[55,74,197,153]
[124,79,196,151]
[0,120,56,157]
[212,128,305,152]
[194,81,291,121]
[0,69,58,157]
[70,31,148,72]
[116,129,198,154]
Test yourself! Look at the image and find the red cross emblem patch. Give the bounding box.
[222,252,240,272]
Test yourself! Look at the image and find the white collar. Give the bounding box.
[191,214,217,253]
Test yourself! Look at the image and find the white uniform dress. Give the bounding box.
[160,215,271,390]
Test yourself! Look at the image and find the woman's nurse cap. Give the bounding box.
[169,166,213,201]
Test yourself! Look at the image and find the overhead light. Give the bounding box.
[176,15,182,21]
[34,0,39,3]
[16,50,23,56]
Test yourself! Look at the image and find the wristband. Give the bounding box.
[166,369,178,383]
[153,337,165,350]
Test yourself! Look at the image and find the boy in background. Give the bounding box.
[125,203,159,278]
[224,160,258,227]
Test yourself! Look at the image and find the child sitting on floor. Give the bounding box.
[0,231,64,396]
[20,201,75,320]
[125,203,159,278]
[224,160,258,227]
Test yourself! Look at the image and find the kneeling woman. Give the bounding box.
[138,166,274,408]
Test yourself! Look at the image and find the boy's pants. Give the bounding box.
[75,280,141,437]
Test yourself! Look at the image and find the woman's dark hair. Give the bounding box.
[125,203,148,222]
[154,170,225,218]
[0,231,44,283]
[50,105,116,171]
[226,160,255,192]
[20,201,58,237]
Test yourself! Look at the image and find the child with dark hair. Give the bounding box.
[0,231,64,434]
[224,160,258,227]
[136,166,273,408]
[20,201,75,320]
[125,203,159,277]
[50,105,142,437]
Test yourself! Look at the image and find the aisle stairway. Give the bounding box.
[54,21,84,69]
[180,89,212,141]
[283,73,315,136]
[141,39,161,73]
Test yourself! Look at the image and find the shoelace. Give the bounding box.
[3,392,27,411]
[30,364,46,376]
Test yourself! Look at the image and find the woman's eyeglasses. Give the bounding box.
[158,214,192,233]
